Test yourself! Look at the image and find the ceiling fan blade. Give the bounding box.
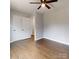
[46,0,58,3]
[40,0,42,3]
[44,0,46,3]
[30,2,41,4]
[45,4,51,9]
[49,4,54,8]
[37,5,41,9]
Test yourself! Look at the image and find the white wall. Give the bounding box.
[10,10,33,42]
[43,0,69,45]
[10,0,69,45]
[35,13,44,40]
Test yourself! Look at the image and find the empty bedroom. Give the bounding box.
[10,0,69,59]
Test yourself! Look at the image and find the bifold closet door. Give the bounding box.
[11,14,32,42]
[21,17,33,39]
[11,15,22,42]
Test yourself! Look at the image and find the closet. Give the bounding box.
[10,12,33,42]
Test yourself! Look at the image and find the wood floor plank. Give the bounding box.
[11,38,69,59]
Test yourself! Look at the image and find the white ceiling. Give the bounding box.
[11,0,68,15]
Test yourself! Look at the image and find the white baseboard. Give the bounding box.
[42,37,69,45]
[10,37,30,43]
[35,37,43,40]
[10,36,69,45]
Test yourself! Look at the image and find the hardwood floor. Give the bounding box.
[10,38,69,59]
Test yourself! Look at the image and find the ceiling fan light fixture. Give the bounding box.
[30,0,58,9]
[41,3,45,7]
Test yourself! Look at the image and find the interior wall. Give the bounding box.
[10,0,69,45]
[35,12,44,40]
[43,0,69,45]
[10,10,33,42]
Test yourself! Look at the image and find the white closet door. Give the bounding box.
[13,15,21,28]
[11,14,33,42]
[21,17,32,39]
[11,15,22,41]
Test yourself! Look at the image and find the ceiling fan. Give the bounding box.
[30,0,58,9]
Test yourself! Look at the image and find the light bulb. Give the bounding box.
[41,3,45,7]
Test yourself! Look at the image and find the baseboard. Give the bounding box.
[35,37,43,40]
[10,37,31,43]
[10,37,69,45]
[41,37,69,45]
